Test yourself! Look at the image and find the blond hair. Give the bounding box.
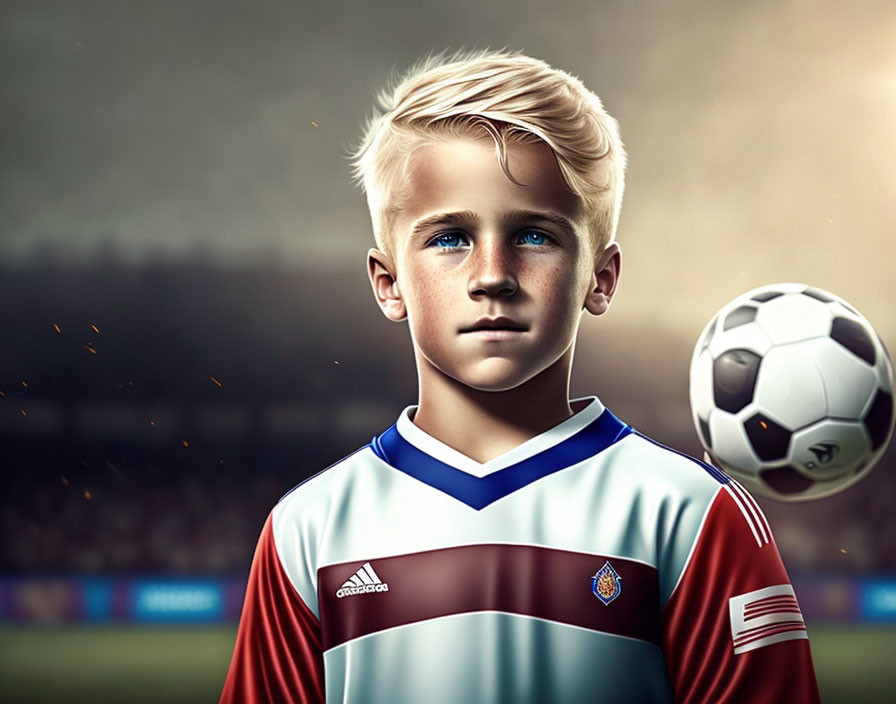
[349,48,627,257]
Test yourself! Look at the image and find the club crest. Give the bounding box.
[591,561,622,605]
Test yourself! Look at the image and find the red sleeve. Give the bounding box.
[662,483,820,704]
[220,512,325,704]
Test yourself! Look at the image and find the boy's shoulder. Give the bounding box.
[607,425,733,532]
[276,440,376,509]
[622,427,730,489]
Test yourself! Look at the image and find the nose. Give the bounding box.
[467,238,519,298]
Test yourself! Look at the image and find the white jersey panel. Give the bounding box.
[323,612,673,704]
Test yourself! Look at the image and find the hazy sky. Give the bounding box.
[2,0,895,343]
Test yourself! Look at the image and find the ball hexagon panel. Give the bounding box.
[698,418,712,450]
[822,301,867,328]
[760,467,868,502]
[708,409,762,475]
[744,412,792,461]
[723,305,758,331]
[801,287,836,304]
[713,349,761,413]
[821,300,892,396]
[864,389,894,452]
[708,321,773,360]
[873,338,894,395]
[830,317,876,365]
[812,339,878,419]
[754,342,827,430]
[759,466,814,496]
[750,290,785,303]
[689,348,715,422]
[754,293,833,345]
[788,419,870,481]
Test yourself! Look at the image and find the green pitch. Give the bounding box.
[0,624,893,703]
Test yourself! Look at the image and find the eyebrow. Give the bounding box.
[410,210,479,240]
[507,210,579,240]
[409,209,579,240]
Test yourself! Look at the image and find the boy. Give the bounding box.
[220,49,820,703]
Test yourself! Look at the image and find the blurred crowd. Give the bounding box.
[3,474,274,574]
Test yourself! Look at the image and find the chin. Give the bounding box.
[462,378,528,393]
[451,361,543,393]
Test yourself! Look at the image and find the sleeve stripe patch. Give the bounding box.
[726,481,770,546]
[730,584,807,654]
[723,485,767,548]
[730,479,769,543]
[730,478,772,541]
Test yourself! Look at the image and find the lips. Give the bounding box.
[460,316,528,333]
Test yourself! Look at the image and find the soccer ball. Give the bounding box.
[689,283,894,502]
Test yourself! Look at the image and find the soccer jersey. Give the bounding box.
[220,396,820,703]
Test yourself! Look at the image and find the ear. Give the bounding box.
[584,242,621,316]
[367,248,407,322]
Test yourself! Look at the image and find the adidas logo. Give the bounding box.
[335,562,390,599]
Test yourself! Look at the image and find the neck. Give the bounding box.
[411,347,580,464]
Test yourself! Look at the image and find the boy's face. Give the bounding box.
[368,135,619,393]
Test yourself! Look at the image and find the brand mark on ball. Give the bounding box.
[807,442,839,465]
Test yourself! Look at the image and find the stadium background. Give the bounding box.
[2,1,895,702]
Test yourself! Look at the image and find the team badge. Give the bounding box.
[591,561,621,605]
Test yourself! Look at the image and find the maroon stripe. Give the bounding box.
[745,604,799,616]
[744,600,799,613]
[735,623,807,646]
[735,619,806,639]
[744,596,797,610]
[744,606,802,621]
[317,543,659,650]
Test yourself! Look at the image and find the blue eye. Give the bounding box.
[430,233,469,249]
[518,230,549,246]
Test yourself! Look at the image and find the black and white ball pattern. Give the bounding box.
[689,283,894,502]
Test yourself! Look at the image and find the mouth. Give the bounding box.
[461,328,528,341]
[459,317,529,334]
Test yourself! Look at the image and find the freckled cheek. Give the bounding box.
[528,268,582,316]
[403,268,457,337]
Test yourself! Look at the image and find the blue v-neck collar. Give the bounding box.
[369,396,632,510]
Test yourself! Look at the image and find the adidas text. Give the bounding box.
[336,583,389,598]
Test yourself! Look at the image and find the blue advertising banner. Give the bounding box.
[858,580,896,622]
[131,580,223,622]
[0,575,244,623]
